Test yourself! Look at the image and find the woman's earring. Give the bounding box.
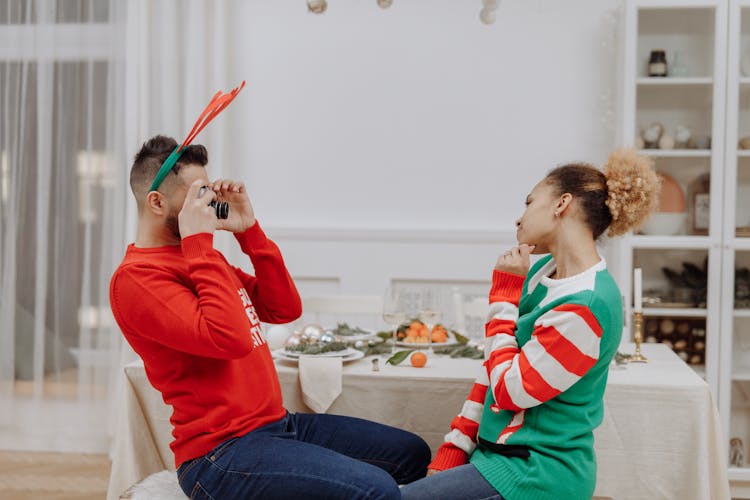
[554,211,560,217]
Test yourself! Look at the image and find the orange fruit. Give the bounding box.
[410,351,427,368]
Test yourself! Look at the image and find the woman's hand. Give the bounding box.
[426,468,440,477]
[494,244,535,276]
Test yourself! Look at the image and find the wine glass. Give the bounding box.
[417,288,443,354]
[383,286,407,354]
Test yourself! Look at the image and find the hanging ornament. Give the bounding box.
[377,0,393,8]
[307,0,327,14]
[482,0,499,9]
[479,8,496,24]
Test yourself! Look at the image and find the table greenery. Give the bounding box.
[330,322,371,336]
[285,341,349,355]
[365,330,484,365]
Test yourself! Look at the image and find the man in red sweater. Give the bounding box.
[110,135,430,499]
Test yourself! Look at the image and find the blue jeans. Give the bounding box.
[399,464,505,500]
[177,412,431,499]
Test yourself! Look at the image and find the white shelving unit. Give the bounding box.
[619,1,750,496]
[636,76,714,85]
[637,148,711,157]
[724,0,750,493]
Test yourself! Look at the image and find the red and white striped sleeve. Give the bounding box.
[485,272,603,412]
[428,368,489,470]
[429,270,524,470]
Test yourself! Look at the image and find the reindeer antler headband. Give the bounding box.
[149,81,246,192]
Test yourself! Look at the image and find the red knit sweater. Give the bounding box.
[109,222,301,467]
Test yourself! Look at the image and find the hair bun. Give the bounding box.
[603,148,661,237]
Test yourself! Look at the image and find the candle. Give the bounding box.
[633,268,643,313]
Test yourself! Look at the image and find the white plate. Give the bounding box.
[338,332,378,343]
[273,348,365,363]
[327,329,377,343]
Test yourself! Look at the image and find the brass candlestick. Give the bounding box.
[631,311,648,363]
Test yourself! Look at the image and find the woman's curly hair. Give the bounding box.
[545,149,661,239]
[603,149,661,237]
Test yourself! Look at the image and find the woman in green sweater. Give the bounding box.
[401,149,660,500]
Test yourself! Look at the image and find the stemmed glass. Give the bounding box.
[417,288,443,354]
[382,286,407,354]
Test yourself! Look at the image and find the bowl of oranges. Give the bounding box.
[394,320,458,347]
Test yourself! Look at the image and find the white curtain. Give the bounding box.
[123,0,232,243]
[0,0,127,451]
[0,0,233,453]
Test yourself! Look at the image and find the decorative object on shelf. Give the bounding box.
[690,135,711,150]
[729,438,745,468]
[639,212,687,235]
[670,50,689,77]
[648,49,668,77]
[307,0,327,14]
[644,316,706,365]
[738,136,750,150]
[657,173,686,212]
[736,267,750,308]
[376,0,393,9]
[371,358,380,372]
[638,173,686,235]
[660,259,708,307]
[658,134,675,150]
[687,172,710,235]
[642,122,664,149]
[674,125,692,149]
[635,136,645,149]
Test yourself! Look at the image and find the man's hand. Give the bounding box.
[426,469,440,477]
[494,244,535,276]
[209,178,256,233]
[179,180,219,238]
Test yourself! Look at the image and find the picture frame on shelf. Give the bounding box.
[692,192,710,235]
[687,173,711,236]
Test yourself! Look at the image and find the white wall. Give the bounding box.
[212,0,622,297]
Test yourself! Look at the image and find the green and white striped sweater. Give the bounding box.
[430,254,623,500]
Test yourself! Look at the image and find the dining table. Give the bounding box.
[107,342,730,500]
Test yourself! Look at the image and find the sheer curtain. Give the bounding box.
[0,0,233,453]
[0,0,127,452]
[123,0,232,241]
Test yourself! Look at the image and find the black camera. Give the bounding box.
[198,187,229,219]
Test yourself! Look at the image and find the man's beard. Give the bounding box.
[165,212,181,241]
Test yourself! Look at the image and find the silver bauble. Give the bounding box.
[479,8,496,24]
[301,324,325,342]
[307,0,327,14]
[355,340,366,349]
[285,335,302,348]
[320,332,337,344]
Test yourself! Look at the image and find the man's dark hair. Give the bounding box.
[130,135,208,198]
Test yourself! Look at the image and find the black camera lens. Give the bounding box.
[211,200,229,219]
[198,187,230,219]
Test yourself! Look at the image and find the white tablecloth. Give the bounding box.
[107,344,730,500]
